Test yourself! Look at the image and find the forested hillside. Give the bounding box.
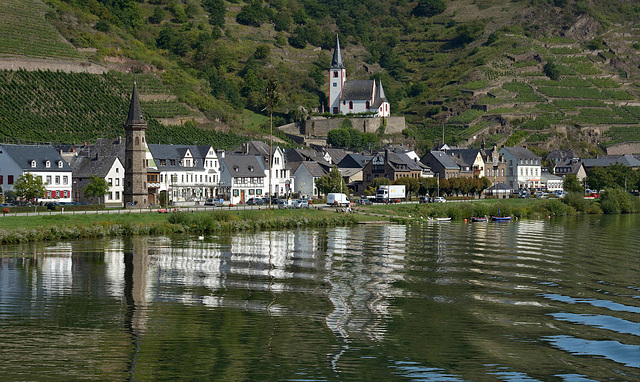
[1,0,639,155]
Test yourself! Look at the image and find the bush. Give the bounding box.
[599,188,637,214]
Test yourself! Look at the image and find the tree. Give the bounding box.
[149,6,165,24]
[544,62,561,81]
[83,175,111,204]
[419,177,437,196]
[412,0,447,17]
[586,166,612,191]
[563,174,584,193]
[13,173,46,202]
[315,166,348,196]
[394,177,419,199]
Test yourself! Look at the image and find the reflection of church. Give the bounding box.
[329,36,390,117]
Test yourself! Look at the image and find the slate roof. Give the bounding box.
[501,147,540,160]
[148,144,213,171]
[447,149,481,167]
[428,151,459,170]
[582,155,640,168]
[71,138,124,178]
[371,80,388,109]
[1,144,72,172]
[221,155,265,177]
[341,80,375,101]
[330,35,345,69]
[324,148,348,164]
[297,161,330,177]
[125,82,146,127]
[338,153,370,168]
[285,148,328,164]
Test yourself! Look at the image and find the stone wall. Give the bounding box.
[0,57,106,74]
[299,116,405,137]
[606,142,640,155]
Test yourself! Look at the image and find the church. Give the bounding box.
[329,36,390,117]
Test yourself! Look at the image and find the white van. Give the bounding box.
[327,193,349,207]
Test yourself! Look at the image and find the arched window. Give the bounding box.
[135,137,139,146]
[349,101,353,110]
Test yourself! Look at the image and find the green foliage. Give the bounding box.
[412,0,447,17]
[327,123,379,151]
[563,174,583,193]
[599,188,640,214]
[543,62,561,80]
[315,166,348,195]
[236,1,267,27]
[83,175,110,201]
[13,173,46,201]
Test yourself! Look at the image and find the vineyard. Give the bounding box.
[0,0,84,61]
[0,69,246,149]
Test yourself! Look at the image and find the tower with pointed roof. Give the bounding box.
[123,82,148,208]
[329,34,346,115]
[329,35,390,117]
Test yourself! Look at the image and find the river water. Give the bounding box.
[0,215,638,381]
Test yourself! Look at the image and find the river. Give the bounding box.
[0,215,638,381]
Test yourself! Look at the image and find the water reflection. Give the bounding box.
[0,215,639,380]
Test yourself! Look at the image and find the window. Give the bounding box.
[55,176,60,185]
[333,71,338,78]
[46,161,51,168]
[31,160,36,168]
[0,175,2,184]
[108,178,113,185]
[366,101,370,109]
[115,178,120,186]
[135,137,139,146]
[58,161,63,168]
[63,176,68,185]
[333,83,337,87]
[170,160,176,166]
[349,101,353,110]
[115,191,120,199]
[108,193,112,200]
[64,190,68,198]
[46,176,51,184]
[116,168,119,173]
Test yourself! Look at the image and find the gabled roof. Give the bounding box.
[501,146,540,160]
[221,155,265,177]
[285,148,327,163]
[338,153,370,168]
[296,161,330,177]
[324,148,348,164]
[371,80,388,109]
[1,144,72,172]
[71,138,124,177]
[330,34,345,69]
[341,80,375,101]
[582,155,640,168]
[427,151,459,170]
[148,144,213,170]
[447,149,481,167]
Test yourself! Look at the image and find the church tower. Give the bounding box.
[329,35,346,115]
[123,82,148,208]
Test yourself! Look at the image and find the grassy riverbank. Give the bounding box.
[0,208,365,245]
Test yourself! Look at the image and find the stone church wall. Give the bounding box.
[299,116,405,137]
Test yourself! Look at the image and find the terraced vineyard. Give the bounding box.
[0,70,245,149]
[0,0,85,60]
[449,33,640,151]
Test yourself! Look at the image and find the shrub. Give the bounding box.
[600,188,636,214]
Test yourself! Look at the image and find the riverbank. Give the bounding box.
[0,208,367,245]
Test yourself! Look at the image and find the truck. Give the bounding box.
[327,193,350,207]
[376,185,406,203]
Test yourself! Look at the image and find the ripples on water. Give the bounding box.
[0,215,639,380]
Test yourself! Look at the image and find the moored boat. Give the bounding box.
[470,216,488,222]
[491,216,511,221]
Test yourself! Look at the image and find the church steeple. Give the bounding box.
[125,81,145,128]
[330,34,345,69]
[377,79,387,101]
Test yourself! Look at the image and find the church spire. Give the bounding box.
[377,79,387,101]
[125,81,145,128]
[330,34,345,69]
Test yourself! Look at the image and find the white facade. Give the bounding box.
[219,154,267,205]
[103,158,125,207]
[499,147,542,190]
[329,68,346,115]
[0,144,73,203]
[264,147,293,197]
[293,163,323,197]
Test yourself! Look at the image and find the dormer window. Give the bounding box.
[45,160,51,168]
[31,160,36,168]
[58,161,63,168]
[248,166,254,172]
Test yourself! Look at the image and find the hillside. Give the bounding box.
[0,0,639,156]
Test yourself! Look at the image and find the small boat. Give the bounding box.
[470,216,488,222]
[433,217,452,222]
[491,216,512,221]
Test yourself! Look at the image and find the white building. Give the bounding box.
[499,146,542,190]
[329,35,390,117]
[148,144,221,205]
[541,169,563,192]
[219,154,266,204]
[0,144,73,203]
[231,141,293,198]
[291,161,331,198]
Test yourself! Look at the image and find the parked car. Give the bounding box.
[277,199,295,209]
[518,189,530,198]
[246,197,264,205]
[296,199,309,208]
[433,197,446,203]
[205,198,225,206]
[419,196,429,204]
[555,190,567,199]
[534,191,548,199]
[356,198,372,205]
